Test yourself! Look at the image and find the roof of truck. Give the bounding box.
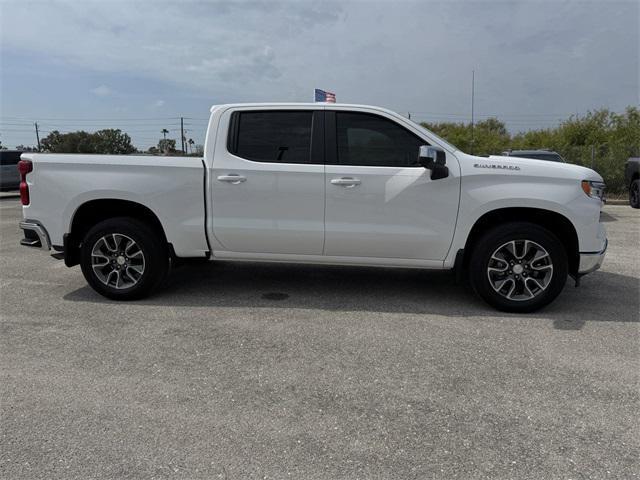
[210,102,396,113]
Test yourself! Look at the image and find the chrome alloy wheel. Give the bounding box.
[486,240,553,301]
[91,233,146,289]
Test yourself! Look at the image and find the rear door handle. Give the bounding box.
[330,177,361,187]
[217,174,246,184]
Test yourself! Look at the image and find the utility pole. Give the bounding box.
[34,122,41,151]
[470,70,475,155]
[180,117,185,154]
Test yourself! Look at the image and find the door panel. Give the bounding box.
[325,164,459,259]
[211,109,325,255]
[324,111,460,261]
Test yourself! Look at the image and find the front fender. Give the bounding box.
[445,170,600,267]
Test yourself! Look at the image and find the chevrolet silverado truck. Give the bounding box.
[18,103,607,312]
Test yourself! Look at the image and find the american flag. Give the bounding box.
[314,88,336,103]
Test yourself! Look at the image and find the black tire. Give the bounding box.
[80,217,170,300]
[630,179,640,209]
[469,222,568,313]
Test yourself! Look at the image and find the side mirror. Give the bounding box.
[418,145,449,180]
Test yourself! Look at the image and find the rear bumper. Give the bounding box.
[578,238,607,275]
[19,220,51,251]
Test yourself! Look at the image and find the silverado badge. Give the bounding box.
[474,163,521,171]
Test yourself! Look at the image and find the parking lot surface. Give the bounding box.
[1,198,638,479]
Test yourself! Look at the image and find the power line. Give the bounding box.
[36,123,171,128]
[1,110,627,123]
[408,111,580,118]
[0,128,40,132]
[0,116,186,121]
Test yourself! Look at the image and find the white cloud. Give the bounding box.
[90,85,112,97]
[154,99,165,108]
[1,0,637,128]
[0,1,334,98]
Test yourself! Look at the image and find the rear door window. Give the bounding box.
[229,111,313,164]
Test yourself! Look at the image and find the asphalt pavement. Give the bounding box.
[1,198,638,479]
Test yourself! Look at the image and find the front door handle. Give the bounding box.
[330,177,361,187]
[217,174,246,184]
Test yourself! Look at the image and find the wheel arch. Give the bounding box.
[64,199,170,267]
[462,207,580,276]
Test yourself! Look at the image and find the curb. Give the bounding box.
[605,200,630,206]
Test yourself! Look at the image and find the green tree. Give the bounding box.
[421,121,472,152]
[157,138,177,154]
[419,106,639,193]
[472,118,511,155]
[41,129,136,154]
[420,117,510,155]
[92,129,137,154]
[14,145,37,152]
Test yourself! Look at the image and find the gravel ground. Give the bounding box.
[1,198,638,479]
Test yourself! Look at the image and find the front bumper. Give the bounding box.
[578,238,607,275]
[19,220,51,251]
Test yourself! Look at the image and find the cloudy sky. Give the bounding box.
[0,0,638,150]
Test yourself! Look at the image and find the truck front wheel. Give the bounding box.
[80,217,170,300]
[469,222,568,313]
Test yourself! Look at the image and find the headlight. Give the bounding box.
[581,180,606,200]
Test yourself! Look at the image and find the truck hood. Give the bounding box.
[479,154,605,183]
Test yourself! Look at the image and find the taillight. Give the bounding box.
[18,159,33,205]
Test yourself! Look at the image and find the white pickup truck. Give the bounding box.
[18,103,607,312]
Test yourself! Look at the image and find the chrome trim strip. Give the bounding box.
[19,221,51,251]
[578,239,607,274]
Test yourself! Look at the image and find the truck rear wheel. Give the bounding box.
[469,222,568,313]
[80,217,169,300]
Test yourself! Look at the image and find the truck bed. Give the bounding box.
[20,153,210,257]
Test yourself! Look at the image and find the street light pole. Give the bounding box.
[471,70,475,155]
